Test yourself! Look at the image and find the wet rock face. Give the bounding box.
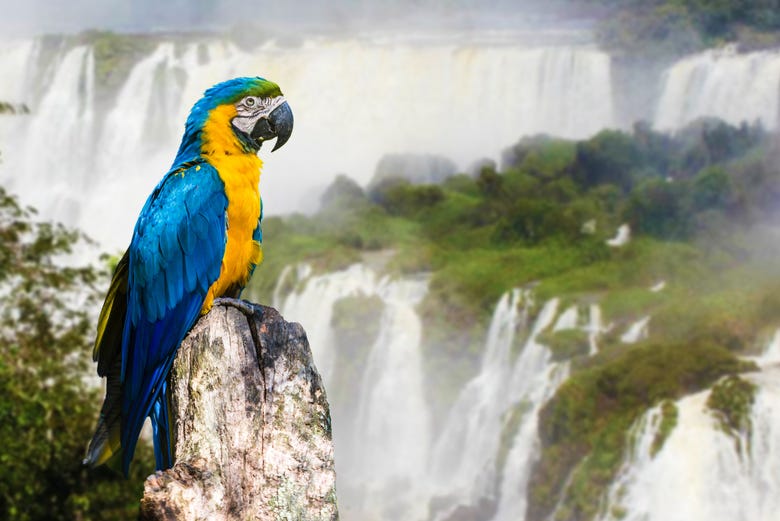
[140,300,338,521]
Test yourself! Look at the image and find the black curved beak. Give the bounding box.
[251,101,293,152]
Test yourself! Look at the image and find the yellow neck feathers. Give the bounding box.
[200,104,263,185]
[200,104,264,313]
[201,104,245,156]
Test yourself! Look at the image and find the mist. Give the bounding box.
[0,0,585,37]
[2,2,780,521]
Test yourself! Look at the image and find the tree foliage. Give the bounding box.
[0,188,152,521]
[587,0,780,57]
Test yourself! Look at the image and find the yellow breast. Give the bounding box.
[199,104,264,313]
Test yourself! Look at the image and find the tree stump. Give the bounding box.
[139,300,338,521]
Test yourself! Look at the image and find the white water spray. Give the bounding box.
[428,293,582,521]
[600,367,780,521]
[428,289,527,513]
[620,316,650,344]
[277,263,378,383]
[754,329,780,368]
[351,276,431,520]
[8,45,96,226]
[0,35,616,250]
[492,298,571,521]
[278,263,431,521]
[655,46,780,131]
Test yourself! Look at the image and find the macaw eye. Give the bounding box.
[245,97,256,107]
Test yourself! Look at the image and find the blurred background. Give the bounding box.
[1,1,780,520]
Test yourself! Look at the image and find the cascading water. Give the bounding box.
[275,263,377,383]
[428,292,605,521]
[598,334,780,521]
[586,304,605,355]
[599,374,780,521]
[351,276,431,521]
[428,289,528,514]
[3,34,779,252]
[6,45,96,226]
[96,43,182,172]
[3,27,780,521]
[554,305,579,331]
[277,263,431,521]
[0,34,616,250]
[654,46,780,131]
[0,39,39,102]
[274,263,780,521]
[276,270,600,521]
[620,316,650,344]
[755,329,780,367]
[491,299,571,521]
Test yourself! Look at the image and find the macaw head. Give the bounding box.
[179,76,294,160]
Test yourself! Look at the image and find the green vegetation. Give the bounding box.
[254,118,779,351]
[497,400,533,477]
[529,341,755,521]
[572,0,780,58]
[0,188,153,521]
[0,102,29,115]
[328,295,385,412]
[651,400,678,457]
[538,329,590,362]
[3,103,775,518]
[251,117,780,519]
[75,31,157,104]
[707,375,757,438]
[584,0,780,57]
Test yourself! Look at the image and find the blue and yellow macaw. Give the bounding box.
[84,77,293,475]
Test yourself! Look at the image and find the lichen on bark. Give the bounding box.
[139,300,338,521]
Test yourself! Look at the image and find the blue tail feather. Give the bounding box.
[151,382,173,470]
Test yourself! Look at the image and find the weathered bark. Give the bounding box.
[140,300,338,521]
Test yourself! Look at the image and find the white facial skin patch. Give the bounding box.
[232,95,287,135]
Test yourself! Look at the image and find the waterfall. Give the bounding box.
[277,263,431,521]
[274,271,620,521]
[491,298,570,521]
[276,263,378,383]
[428,292,580,521]
[620,316,650,344]
[428,289,526,512]
[587,304,604,355]
[598,331,780,521]
[351,276,431,520]
[3,34,780,252]
[96,43,181,171]
[0,39,39,103]
[599,371,780,521]
[655,46,780,131]
[5,45,96,227]
[553,305,579,331]
[755,329,780,367]
[277,272,599,521]
[0,36,615,250]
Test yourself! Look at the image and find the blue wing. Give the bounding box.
[120,160,227,475]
